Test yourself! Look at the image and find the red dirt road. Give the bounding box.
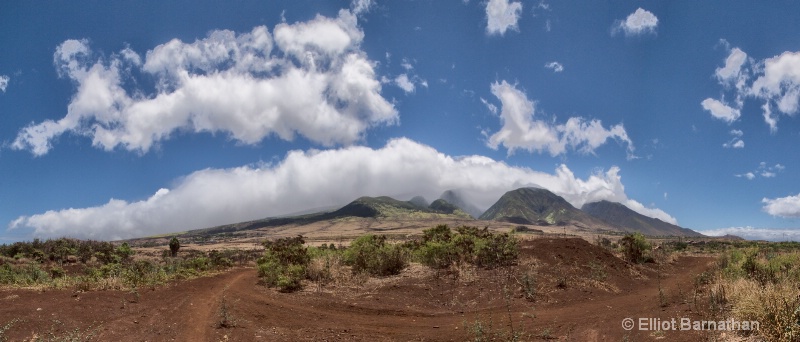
[1,238,721,341]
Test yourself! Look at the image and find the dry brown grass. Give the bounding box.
[721,277,800,341]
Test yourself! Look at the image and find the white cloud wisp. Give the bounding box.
[9,138,674,240]
[544,61,564,73]
[0,75,8,92]
[13,10,397,156]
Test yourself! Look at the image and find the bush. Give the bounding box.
[416,240,457,269]
[115,243,135,263]
[413,225,518,269]
[169,237,181,257]
[257,236,310,292]
[344,235,408,276]
[619,232,651,263]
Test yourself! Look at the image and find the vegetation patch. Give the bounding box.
[709,246,800,341]
[0,237,250,291]
[257,236,310,292]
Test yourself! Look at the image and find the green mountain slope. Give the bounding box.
[581,200,704,237]
[479,187,605,227]
[429,199,473,218]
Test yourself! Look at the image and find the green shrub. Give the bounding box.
[344,235,408,276]
[423,224,452,243]
[473,231,518,268]
[413,225,518,269]
[208,250,234,268]
[115,243,135,263]
[257,236,310,292]
[415,241,457,269]
[185,257,212,272]
[49,265,66,278]
[619,232,651,263]
[0,263,51,286]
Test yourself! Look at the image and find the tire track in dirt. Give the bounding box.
[86,267,253,342]
[183,268,251,341]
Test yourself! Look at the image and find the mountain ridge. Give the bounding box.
[581,200,703,237]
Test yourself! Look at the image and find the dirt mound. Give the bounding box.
[521,237,632,275]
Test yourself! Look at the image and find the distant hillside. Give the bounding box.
[581,200,703,237]
[408,196,430,208]
[184,195,472,237]
[429,199,473,218]
[439,190,483,218]
[479,187,607,228]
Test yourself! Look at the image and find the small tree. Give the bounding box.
[169,237,181,257]
[619,232,651,263]
[116,242,134,263]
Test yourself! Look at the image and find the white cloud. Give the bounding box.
[480,97,498,115]
[612,8,658,37]
[0,75,8,92]
[750,51,800,119]
[13,10,397,156]
[485,81,634,158]
[8,138,675,240]
[544,61,564,73]
[762,193,800,218]
[715,48,748,89]
[394,74,415,93]
[351,0,374,16]
[722,129,745,148]
[736,162,784,180]
[706,48,800,132]
[701,98,741,123]
[486,0,523,36]
[400,58,413,71]
[701,226,800,241]
[735,172,756,180]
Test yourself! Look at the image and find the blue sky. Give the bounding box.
[2,0,800,242]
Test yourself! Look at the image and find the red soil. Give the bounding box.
[1,238,720,341]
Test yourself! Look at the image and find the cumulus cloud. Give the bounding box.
[13,9,397,156]
[750,51,800,124]
[0,75,8,92]
[612,8,658,37]
[485,81,634,158]
[544,61,564,73]
[486,0,523,36]
[705,47,800,132]
[762,193,800,218]
[8,138,674,240]
[701,98,741,123]
[701,226,800,241]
